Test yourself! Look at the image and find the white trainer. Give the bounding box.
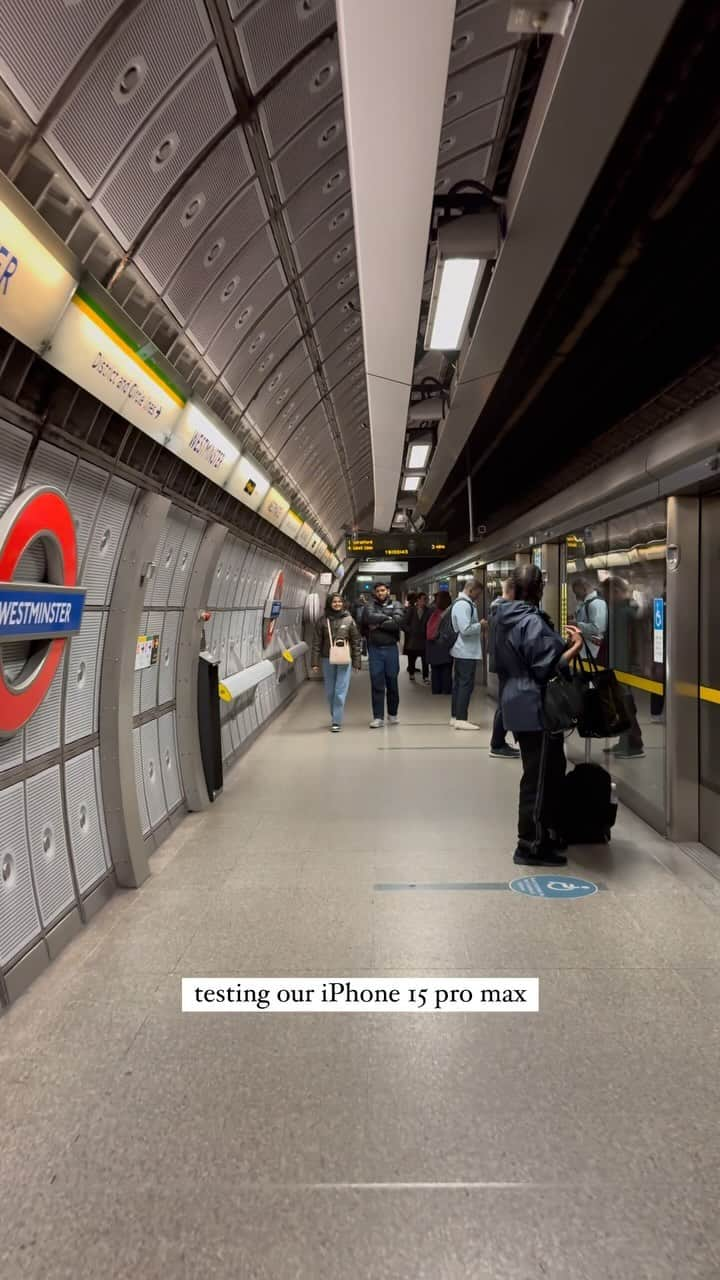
[388,714,399,725]
[369,719,384,729]
[454,720,480,731]
[450,717,456,726]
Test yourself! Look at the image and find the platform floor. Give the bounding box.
[2,672,720,1278]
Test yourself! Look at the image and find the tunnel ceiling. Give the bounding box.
[428,0,720,549]
[0,0,374,548]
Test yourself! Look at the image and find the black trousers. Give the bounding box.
[490,677,509,749]
[516,731,567,853]
[407,650,429,679]
[431,662,453,695]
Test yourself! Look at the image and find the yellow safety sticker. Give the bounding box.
[218,683,232,702]
[281,649,294,663]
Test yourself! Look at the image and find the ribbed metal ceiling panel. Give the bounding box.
[0,0,361,542]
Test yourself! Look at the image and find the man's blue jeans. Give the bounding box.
[368,645,400,719]
[322,658,352,724]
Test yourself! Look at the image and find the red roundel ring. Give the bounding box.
[0,487,79,736]
[263,570,284,648]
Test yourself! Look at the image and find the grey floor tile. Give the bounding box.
[5,679,720,1279]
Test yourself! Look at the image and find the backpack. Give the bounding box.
[560,763,617,844]
[433,604,460,656]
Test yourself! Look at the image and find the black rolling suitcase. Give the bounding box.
[560,757,617,844]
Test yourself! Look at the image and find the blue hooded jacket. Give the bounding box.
[494,599,569,732]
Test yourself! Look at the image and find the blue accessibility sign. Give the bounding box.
[510,875,598,899]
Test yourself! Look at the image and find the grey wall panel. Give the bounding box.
[0,723,24,772]
[135,129,254,293]
[24,441,76,492]
[67,460,105,566]
[25,657,64,761]
[92,748,112,871]
[233,0,335,96]
[157,712,183,812]
[157,610,181,706]
[0,423,32,512]
[64,611,104,743]
[46,0,214,196]
[0,781,41,967]
[140,718,167,829]
[26,766,75,927]
[139,609,166,712]
[166,186,270,325]
[95,50,235,249]
[221,720,233,762]
[0,0,117,123]
[207,539,229,608]
[133,727,151,836]
[150,508,189,606]
[83,475,135,606]
[169,515,204,605]
[65,750,108,893]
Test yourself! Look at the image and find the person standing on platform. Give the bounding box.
[572,577,608,660]
[360,583,405,728]
[486,576,521,759]
[494,563,584,866]
[311,593,362,732]
[403,591,432,683]
[450,577,485,730]
[426,590,454,695]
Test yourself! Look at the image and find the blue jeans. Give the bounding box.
[322,659,353,725]
[368,645,400,719]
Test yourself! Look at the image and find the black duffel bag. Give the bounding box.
[574,651,631,739]
[543,668,585,734]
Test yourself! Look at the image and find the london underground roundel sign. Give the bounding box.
[0,487,85,737]
[263,569,283,647]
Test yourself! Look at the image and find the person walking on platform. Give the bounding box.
[450,576,484,730]
[486,576,521,759]
[360,583,405,728]
[311,593,362,732]
[494,564,584,866]
[403,591,432,682]
[426,589,454,695]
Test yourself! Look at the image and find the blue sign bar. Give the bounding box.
[0,583,85,639]
[270,599,282,619]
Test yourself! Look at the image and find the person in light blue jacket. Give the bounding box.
[450,577,484,731]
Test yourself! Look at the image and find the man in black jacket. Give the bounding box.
[360,584,405,727]
[486,576,521,759]
[494,565,584,866]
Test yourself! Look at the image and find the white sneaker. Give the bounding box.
[369,718,384,729]
[454,719,480,731]
[450,717,456,726]
[388,714,399,725]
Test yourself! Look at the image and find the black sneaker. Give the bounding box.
[513,847,568,867]
[490,744,521,759]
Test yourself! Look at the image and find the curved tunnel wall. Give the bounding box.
[0,418,315,1006]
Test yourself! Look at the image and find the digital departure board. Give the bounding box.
[345,531,448,558]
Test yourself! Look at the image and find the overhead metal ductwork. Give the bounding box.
[418,0,685,518]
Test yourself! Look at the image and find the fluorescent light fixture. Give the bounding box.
[425,209,500,352]
[401,475,421,491]
[407,441,432,470]
[427,258,483,350]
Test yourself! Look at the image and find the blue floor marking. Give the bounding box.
[374,881,608,892]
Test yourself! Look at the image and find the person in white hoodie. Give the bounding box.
[449,577,485,731]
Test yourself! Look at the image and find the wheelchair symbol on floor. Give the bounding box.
[510,875,598,899]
